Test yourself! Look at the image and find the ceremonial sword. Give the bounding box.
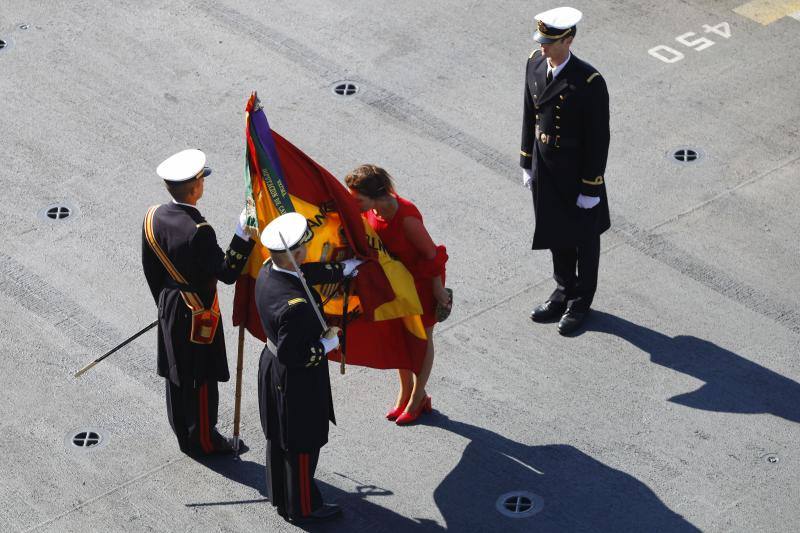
[278,231,328,330]
[73,320,158,377]
[278,232,345,374]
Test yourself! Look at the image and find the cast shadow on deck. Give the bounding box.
[582,310,800,423]
[422,414,699,532]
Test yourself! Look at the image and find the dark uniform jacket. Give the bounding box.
[520,50,611,249]
[142,202,254,386]
[255,261,345,452]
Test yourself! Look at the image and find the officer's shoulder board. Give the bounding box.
[529,49,542,60]
[196,222,211,229]
[287,297,307,306]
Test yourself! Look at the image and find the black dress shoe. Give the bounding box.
[291,503,342,523]
[558,308,589,336]
[530,300,567,323]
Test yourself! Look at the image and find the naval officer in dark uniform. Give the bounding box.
[142,148,255,455]
[255,212,361,524]
[520,6,610,335]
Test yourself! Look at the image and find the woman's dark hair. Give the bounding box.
[344,164,396,199]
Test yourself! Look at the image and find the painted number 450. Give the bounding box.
[648,22,731,64]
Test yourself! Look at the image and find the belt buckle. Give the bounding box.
[539,132,548,144]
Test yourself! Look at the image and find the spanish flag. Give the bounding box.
[232,93,428,373]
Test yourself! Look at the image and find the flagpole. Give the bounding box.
[340,277,350,375]
[232,324,245,455]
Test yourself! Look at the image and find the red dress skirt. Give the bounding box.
[365,196,447,328]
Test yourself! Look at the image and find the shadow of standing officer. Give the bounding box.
[585,311,800,423]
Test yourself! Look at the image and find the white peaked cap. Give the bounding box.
[534,7,582,43]
[156,149,211,182]
[535,6,582,29]
[261,212,312,252]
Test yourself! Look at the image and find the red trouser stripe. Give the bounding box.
[198,384,213,453]
[299,453,310,516]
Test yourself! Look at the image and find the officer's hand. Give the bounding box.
[322,326,341,339]
[341,258,363,277]
[235,208,251,240]
[522,168,534,190]
[320,327,341,354]
[236,208,259,240]
[576,194,600,209]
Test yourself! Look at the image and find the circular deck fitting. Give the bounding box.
[19,23,30,30]
[72,431,101,448]
[765,454,779,464]
[0,35,14,53]
[669,147,704,164]
[38,201,78,222]
[332,81,359,97]
[496,491,544,519]
[47,205,71,220]
[65,428,108,451]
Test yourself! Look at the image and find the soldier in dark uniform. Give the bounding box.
[142,149,255,456]
[520,7,610,335]
[254,212,361,524]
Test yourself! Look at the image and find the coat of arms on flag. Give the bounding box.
[232,92,428,373]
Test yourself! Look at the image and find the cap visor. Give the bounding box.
[533,32,558,44]
[201,167,212,178]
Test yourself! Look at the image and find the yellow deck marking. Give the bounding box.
[734,0,800,25]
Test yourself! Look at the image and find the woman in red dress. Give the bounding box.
[345,164,450,425]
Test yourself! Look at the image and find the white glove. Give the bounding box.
[522,168,534,190]
[576,194,600,209]
[234,208,250,240]
[341,258,363,277]
[320,336,339,354]
[320,327,341,354]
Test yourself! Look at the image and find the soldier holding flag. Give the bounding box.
[142,148,255,456]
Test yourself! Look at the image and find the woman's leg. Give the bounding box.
[405,326,435,412]
[394,369,414,409]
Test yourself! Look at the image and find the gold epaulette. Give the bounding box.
[529,49,541,60]
[587,73,601,84]
[196,222,210,229]
[287,297,307,306]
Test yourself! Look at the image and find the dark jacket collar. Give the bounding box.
[537,52,580,106]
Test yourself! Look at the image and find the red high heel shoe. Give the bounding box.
[385,405,405,421]
[395,396,432,426]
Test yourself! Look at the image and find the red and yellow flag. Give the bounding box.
[232,93,427,373]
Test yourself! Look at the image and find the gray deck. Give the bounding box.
[1,1,799,531]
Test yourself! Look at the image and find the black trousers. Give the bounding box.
[165,379,228,455]
[266,440,323,520]
[549,234,601,312]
